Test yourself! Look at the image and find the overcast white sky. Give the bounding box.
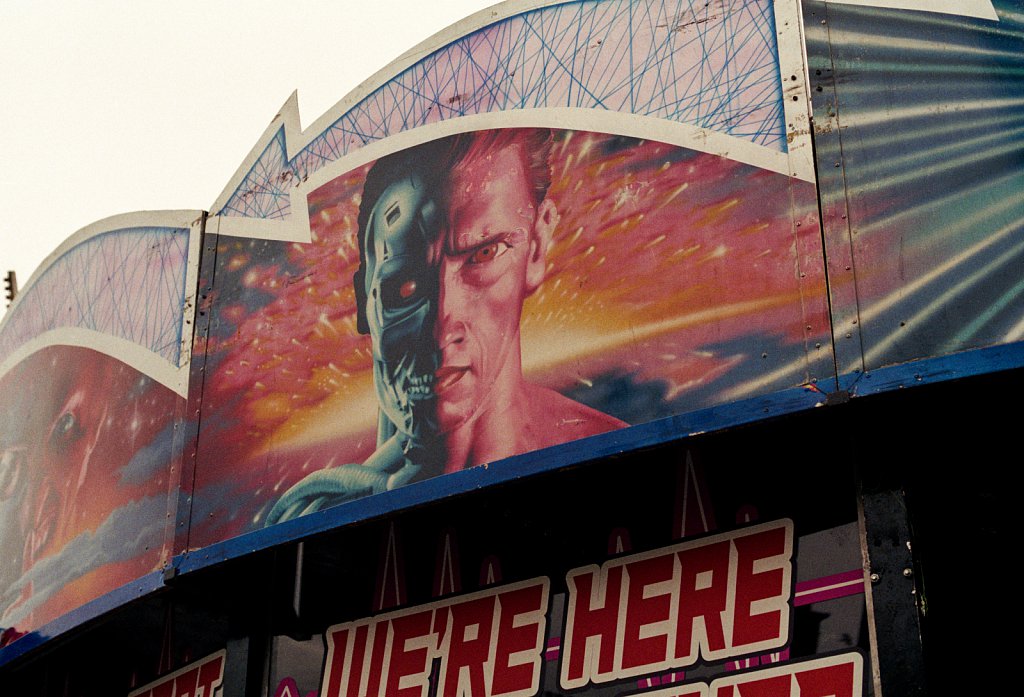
[0,0,496,289]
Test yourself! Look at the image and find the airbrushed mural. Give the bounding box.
[188,125,826,543]
[187,0,822,544]
[0,346,182,634]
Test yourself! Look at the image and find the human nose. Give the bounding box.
[435,259,467,349]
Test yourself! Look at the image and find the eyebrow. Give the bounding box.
[445,228,529,256]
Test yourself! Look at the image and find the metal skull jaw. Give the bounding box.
[363,172,444,441]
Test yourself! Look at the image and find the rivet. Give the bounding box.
[903,568,913,578]
[870,573,880,583]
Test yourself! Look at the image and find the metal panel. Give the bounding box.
[805,0,1024,374]
[0,212,201,647]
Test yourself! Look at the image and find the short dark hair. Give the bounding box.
[440,128,553,206]
[354,128,553,334]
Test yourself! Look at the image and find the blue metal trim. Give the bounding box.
[0,569,165,669]
[176,343,1024,575]
[838,341,1024,396]
[173,380,829,574]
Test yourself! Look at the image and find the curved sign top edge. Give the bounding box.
[0,210,204,396]
[210,0,811,223]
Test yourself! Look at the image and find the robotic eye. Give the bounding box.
[381,270,426,310]
[399,279,417,299]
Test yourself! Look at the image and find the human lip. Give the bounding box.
[434,366,469,392]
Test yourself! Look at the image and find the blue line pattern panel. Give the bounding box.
[0,227,191,366]
[218,0,785,220]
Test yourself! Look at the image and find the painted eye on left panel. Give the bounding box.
[49,411,82,453]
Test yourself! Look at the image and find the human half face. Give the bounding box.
[433,143,552,433]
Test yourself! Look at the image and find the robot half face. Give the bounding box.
[362,173,444,440]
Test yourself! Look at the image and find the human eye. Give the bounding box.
[49,410,82,453]
[467,240,510,265]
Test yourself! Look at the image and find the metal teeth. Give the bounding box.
[407,373,435,387]
[404,374,434,399]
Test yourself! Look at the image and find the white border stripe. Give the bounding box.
[214,107,808,242]
[825,0,998,21]
[0,329,190,398]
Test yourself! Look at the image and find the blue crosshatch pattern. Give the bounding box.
[219,0,785,220]
[0,228,191,366]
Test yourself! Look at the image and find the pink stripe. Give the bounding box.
[794,569,865,607]
[795,583,863,606]
[796,569,863,593]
